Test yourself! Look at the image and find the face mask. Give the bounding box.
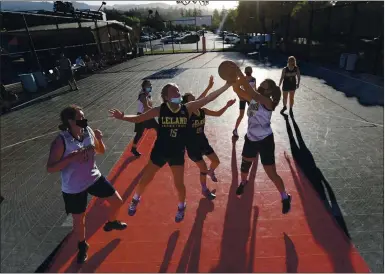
[75,119,88,129]
[245,72,252,76]
[170,97,182,104]
[145,87,152,93]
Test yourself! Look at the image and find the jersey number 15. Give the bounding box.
[170,129,178,137]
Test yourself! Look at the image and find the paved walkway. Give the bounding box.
[0,52,383,272]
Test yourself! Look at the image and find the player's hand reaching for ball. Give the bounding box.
[234,66,243,78]
[226,99,236,108]
[94,129,103,140]
[109,108,124,120]
[208,75,214,89]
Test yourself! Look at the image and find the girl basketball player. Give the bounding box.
[131,80,158,157]
[232,69,292,214]
[182,80,236,200]
[232,66,257,138]
[109,80,231,222]
[47,105,127,264]
[279,56,301,114]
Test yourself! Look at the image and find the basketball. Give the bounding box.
[218,61,238,83]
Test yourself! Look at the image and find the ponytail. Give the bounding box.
[58,123,69,131]
[264,78,281,111]
[271,85,281,110]
[182,92,193,104]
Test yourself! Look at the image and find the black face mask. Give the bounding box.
[75,119,88,129]
[245,72,252,76]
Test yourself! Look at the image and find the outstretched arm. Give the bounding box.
[202,99,236,117]
[186,82,231,114]
[196,75,214,100]
[109,107,160,123]
[233,68,274,110]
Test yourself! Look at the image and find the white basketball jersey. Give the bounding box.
[59,127,101,194]
[246,100,273,141]
[137,91,152,114]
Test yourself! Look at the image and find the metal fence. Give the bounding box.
[273,1,383,75]
[137,18,235,55]
[1,11,133,84]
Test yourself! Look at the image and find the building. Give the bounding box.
[172,15,212,27]
[1,11,133,83]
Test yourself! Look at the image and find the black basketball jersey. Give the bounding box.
[283,66,297,83]
[156,102,189,150]
[187,108,206,137]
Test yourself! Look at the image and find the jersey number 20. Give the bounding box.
[170,129,178,137]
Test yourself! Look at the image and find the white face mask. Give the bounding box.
[170,97,182,104]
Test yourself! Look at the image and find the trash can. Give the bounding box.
[346,54,358,71]
[32,71,48,89]
[339,53,349,69]
[19,73,37,93]
[138,47,144,57]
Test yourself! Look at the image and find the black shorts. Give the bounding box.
[242,133,275,165]
[282,82,296,92]
[186,135,215,162]
[239,100,248,110]
[62,176,116,215]
[134,117,158,132]
[150,143,185,167]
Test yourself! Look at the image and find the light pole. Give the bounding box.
[97,1,106,12]
[148,10,153,54]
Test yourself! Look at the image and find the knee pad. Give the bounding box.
[240,159,252,173]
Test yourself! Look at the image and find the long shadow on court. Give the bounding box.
[283,112,355,272]
[284,233,298,273]
[63,239,121,273]
[210,138,259,273]
[159,231,180,273]
[176,198,215,273]
[283,112,350,237]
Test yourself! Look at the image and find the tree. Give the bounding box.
[223,9,237,32]
[212,9,220,30]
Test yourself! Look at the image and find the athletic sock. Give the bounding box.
[201,182,208,191]
[178,202,186,209]
[133,193,140,201]
[281,192,288,200]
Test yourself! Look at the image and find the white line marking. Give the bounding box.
[1,118,113,150]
